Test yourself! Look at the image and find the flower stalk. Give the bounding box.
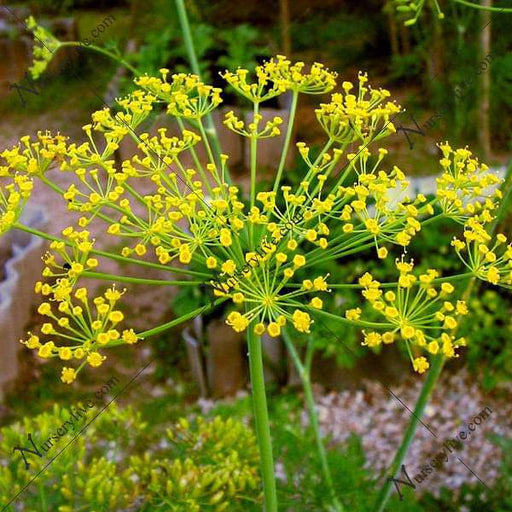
[247,328,278,512]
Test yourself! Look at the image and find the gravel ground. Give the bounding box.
[310,368,511,496]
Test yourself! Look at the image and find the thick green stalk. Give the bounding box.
[246,328,278,512]
[282,329,343,512]
[372,353,445,512]
[174,0,223,164]
[273,90,299,193]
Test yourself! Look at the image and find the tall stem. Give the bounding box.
[282,329,344,512]
[273,91,299,193]
[247,328,278,512]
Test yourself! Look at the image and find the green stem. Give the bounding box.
[491,160,512,232]
[134,298,226,341]
[273,91,299,193]
[282,328,344,512]
[58,41,139,74]
[174,0,223,165]
[451,0,512,12]
[13,223,210,278]
[373,353,446,512]
[304,306,392,330]
[250,106,259,208]
[82,271,202,287]
[38,482,47,512]
[246,327,278,512]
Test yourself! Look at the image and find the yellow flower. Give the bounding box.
[377,247,388,259]
[254,323,266,335]
[441,283,454,294]
[38,302,52,316]
[412,357,429,374]
[58,347,73,360]
[87,352,106,368]
[382,332,395,344]
[61,367,77,384]
[206,256,217,269]
[226,312,249,333]
[24,334,41,349]
[309,297,323,309]
[363,332,382,347]
[122,329,139,344]
[267,322,281,337]
[313,276,328,291]
[345,308,361,321]
[292,310,312,333]
[38,342,55,358]
[293,255,306,267]
[109,311,124,323]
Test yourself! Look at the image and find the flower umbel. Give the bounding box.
[349,259,469,373]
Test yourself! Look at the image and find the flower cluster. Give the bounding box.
[393,0,444,26]
[0,174,33,234]
[263,55,337,94]
[346,259,468,373]
[23,280,137,384]
[316,73,401,143]
[222,55,336,103]
[452,217,512,287]
[25,16,62,79]
[0,131,68,176]
[224,111,283,138]
[337,148,432,256]
[436,143,502,223]
[21,227,137,383]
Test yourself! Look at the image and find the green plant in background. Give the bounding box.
[217,24,270,72]
[0,405,260,511]
[491,53,512,150]
[462,289,512,390]
[209,392,427,511]
[134,416,260,511]
[0,404,145,511]
[289,11,374,69]
[134,19,268,81]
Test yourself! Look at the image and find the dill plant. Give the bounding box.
[3,15,512,511]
